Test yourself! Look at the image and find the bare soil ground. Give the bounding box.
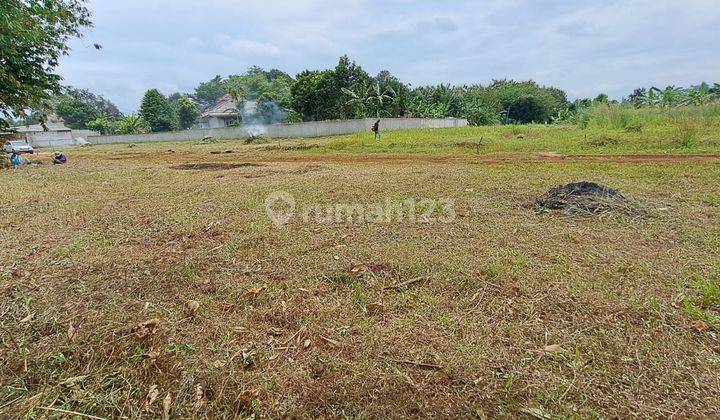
[1,140,719,418]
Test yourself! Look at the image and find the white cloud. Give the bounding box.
[185,37,204,48]
[57,0,720,113]
[217,35,281,56]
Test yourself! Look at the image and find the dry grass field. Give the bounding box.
[2,125,720,418]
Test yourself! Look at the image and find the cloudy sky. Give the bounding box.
[58,0,720,113]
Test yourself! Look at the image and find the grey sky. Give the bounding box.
[58,0,720,114]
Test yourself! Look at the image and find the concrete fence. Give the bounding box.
[87,118,468,146]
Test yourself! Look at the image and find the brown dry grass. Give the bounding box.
[1,137,720,418]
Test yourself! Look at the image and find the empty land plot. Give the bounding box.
[1,126,720,418]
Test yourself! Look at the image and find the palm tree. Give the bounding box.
[342,82,396,118]
[118,114,148,134]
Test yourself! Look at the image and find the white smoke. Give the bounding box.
[241,99,287,137]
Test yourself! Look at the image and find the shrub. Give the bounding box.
[587,135,619,147]
[0,151,9,169]
[491,80,566,124]
[86,117,117,135]
[116,115,149,134]
[624,122,643,133]
[503,95,550,124]
[676,121,699,148]
[573,107,592,129]
[467,106,499,126]
[86,115,149,135]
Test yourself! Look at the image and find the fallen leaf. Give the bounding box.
[350,262,367,274]
[20,313,35,323]
[237,389,259,409]
[303,339,311,349]
[143,385,159,412]
[542,344,566,354]
[692,320,710,332]
[162,393,172,420]
[133,318,161,339]
[365,302,384,314]
[185,300,200,317]
[241,286,265,298]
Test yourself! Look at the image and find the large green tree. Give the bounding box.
[290,70,338,121]
[54,87,122,129]
[140,89,178,132]
[333,55,371,119]
[0,0,94,129]
[226,67,293,108]
[175,96,200,129]
[290,56,371,121]
[194,76,227,109]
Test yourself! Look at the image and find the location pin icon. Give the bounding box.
[265,191,296,228]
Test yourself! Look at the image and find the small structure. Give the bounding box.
[197,95,260,129]
[198,94,240,129]
[2,115,98,148]
[14,122,73,148]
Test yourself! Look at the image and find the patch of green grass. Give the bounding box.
[683,300,720,330]
[699,280,720,309]
[676,121,700,148]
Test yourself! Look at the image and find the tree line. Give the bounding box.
[13,55,720,135]
[3,1,720,137]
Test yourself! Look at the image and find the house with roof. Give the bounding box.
[198,94,240,128]
[197,94,260,129]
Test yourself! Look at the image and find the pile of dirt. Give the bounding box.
[535,181,645,217]
[170,162,263,171]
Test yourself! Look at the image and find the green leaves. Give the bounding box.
[176,96,200,129]
[54,87,122,129]
[0,0,93,129]
[140,89,178,132]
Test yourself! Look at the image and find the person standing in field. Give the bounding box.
[371,119,381,141]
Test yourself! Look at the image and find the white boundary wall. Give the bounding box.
[88,118,467,146]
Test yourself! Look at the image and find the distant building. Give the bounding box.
[198,94,240,129]
[1,115,98,148]
[197,94,258,129]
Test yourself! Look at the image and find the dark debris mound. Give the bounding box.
[170,162,263,171]
[535,181,646,217]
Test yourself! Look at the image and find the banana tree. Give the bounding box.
[342,82,396,118]
[687,83,711,106]
[659,86,686,108]
[642,87,662,107]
